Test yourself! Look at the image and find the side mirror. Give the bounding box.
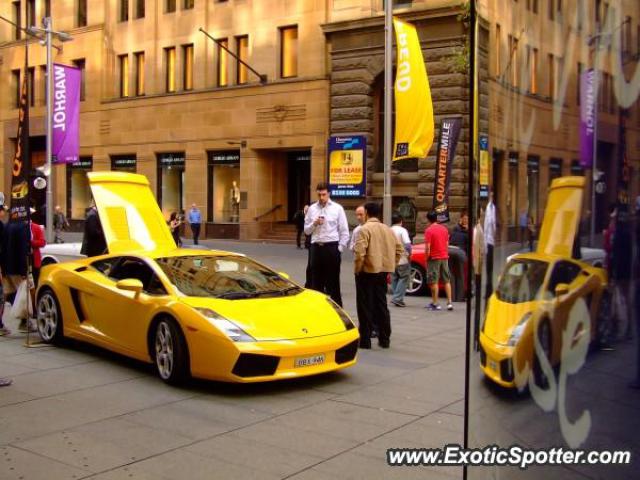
[555,283,570,297]
[116,278,144,298]
[278,272,290,280]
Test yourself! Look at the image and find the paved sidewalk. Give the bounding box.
[0,238,466,480]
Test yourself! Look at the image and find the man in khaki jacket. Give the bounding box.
[354,202,404,349]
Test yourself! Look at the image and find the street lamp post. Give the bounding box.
[27,18,72,244]
[383,0,393,225]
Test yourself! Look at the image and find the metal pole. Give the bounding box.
[383,0,393,225]
[590,34,599,247]
[45,17,54,244]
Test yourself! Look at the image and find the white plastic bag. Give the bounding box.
[11,280,32,320]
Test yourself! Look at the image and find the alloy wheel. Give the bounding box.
[37,292,58,342]
[155,321,175,380]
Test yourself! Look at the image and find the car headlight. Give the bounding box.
[507,312,532,347]
[194,307,255,342]
[326,298,355,331]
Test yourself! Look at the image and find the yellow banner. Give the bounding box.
[393,18,435,162]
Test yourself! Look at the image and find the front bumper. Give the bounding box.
[479,332,517,388]
[189,328,360,383]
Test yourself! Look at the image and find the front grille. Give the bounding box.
[500,358,514,382]
[479,345,486,366]
[232,353,280,378]
[335,340,358,364]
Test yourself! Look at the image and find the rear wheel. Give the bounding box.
[407,263,427,296]
[36,288,63,344]
[152,318,190,385]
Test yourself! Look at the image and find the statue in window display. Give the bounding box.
[230,180,240,222]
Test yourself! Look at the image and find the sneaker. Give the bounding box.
[425,303,442,311]
[447,303,454,311]
[0,327,10,336]
[378,339,390,349]
[359,340,372,349]
[391,300,406,307]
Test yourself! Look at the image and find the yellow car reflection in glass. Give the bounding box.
[36,172,359,384]
[479,177,608,389]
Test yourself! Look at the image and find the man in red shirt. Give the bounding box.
[424,211,453,311]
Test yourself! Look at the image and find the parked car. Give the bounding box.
[407,243,468,302]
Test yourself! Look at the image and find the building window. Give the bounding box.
[507,153,519,226]
[72,58,86,101]
[78,0,87,27]
[157,153,185,217]
[12,70,21,108]
[184,0,195,9]
[166,0,176,13]
[217,38,229,87]
[495,24,501,77]
[527,155,540,223]
[45,0,51,17]
[119,54,129,98]
[134,52,145,96]
[528,47,538,94]
[135,0,145,19]
[548,0,554,21]
[207,151,241,223]
[67,157,93,220]
[576,62,583,105]
[236,35,249,84]
[549,158,563,183]
[12,1,21,40]
[165,47,176,92]
[27,67,35,107]
[508,35,518,87]
[280,26,298,78]
[111,154,137,172]
[119,0,129,21]
[547,53,555,99]
[556,0,562,18]
[183,44,194,91]
[570,160,584,176]
[26,0,36,28]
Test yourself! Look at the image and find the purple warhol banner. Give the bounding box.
[579,69,597,169]
[52,63,81,164]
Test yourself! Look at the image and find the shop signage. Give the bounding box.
[527,156,540,173]
[327,135,366,198]
[52,63,81,164]
[208,151,240,164]
[69,157,93,169]
[479,135,489,199]
[158,153,185,167]
[111,155,137,169]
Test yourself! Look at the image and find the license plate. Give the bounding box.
[295,354,325,368]
[488,359,498,372]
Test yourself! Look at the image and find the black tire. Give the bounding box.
[36,288,64,344]
[41,257,57,267]
[407,263,427,296]
[594,289,613,347]
[532,318,552,389]
[151,317,190,385]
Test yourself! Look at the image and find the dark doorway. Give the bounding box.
[287,150,311,222]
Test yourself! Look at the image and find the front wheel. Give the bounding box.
[36,288,64,344]
[407,264,427,296]
[152,318,190,385]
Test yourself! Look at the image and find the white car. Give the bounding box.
[40,243,84,266]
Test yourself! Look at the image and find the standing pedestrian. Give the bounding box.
[53,205,69,244]
[472,208,485,350]
[293,206,306,249]
[519,209,528,247]
[169,212,182,247]
[349,206,366,252]
[450,211,470,252]
[81,203,107,257]
[424,211,453,311]
[3,220,31,332]
[304,182,349,306]
[354,202,403,349]
[0,202,10,336]
[484,191,497,300]
[188,204,202,245]
[29,208,46,288]
[350,206,374,336]
[390,212,412,308]
[527,214,536,252]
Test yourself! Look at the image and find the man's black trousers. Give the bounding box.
[310,242,342,306]
[357,272,391,346]
[191,223,201,245]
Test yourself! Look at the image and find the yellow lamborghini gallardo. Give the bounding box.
[36,172,359,384]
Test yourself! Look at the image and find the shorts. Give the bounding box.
[427,259,451,285]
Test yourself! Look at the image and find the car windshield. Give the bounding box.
[495,259,548,304]
[154,255,300,299]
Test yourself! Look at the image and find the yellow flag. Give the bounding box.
[393,18,435,161]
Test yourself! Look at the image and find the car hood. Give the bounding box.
[483,295,538,345]
[536,176,584,258]
[180,289,349,341]
[88,172,176,254]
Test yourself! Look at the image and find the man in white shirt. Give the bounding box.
[390,212,412,307]
[483,191,497,300]
[304,182,350,306]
